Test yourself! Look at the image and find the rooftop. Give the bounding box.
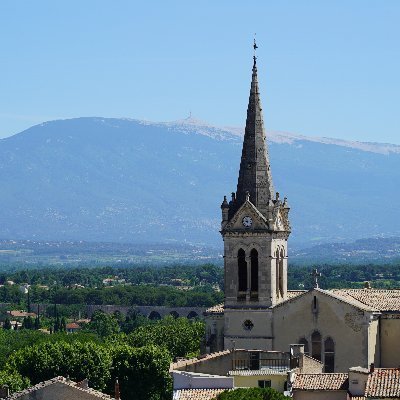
[365,368,400,398]
[6,376,113,400]
[293,373,348,391]
[173,389,226,400]
[331,289,400,312]
[228,368,288,376]
[170,350,231,372]
[206,289,400,315]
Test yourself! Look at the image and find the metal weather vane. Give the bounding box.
[253,34,258,61]
[311,268,322,288]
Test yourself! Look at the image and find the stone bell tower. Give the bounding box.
[220,44,291,350]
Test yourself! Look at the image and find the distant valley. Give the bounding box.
[1,117,400,250]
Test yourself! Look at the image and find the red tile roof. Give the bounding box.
[293,373,348,391]
[174,389,226,400]
[331,289,400,312]
[365,368,400,398]
[205,304,224,314]
[205,291,306,314]
[170,350,231,372]
[7,376,113,399]
[8,310,37,318]
[66,322,81,329]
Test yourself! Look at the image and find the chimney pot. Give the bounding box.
[115,378,120,400]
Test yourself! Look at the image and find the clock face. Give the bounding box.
[242,216,253,228]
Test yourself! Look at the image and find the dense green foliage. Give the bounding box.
[128,316,205,358]
[0,284,222,309]
[288,263,400,289]
[0,329,101,365]
[109,345,172,400]
[217,388,290,400]
[0,264,223,288]
[0,370,30,393]
[6,341,112,390]
[0,316,202,400]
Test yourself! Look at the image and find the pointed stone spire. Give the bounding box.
[233,48,275,217]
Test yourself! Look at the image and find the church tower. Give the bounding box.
[220,45,291,350]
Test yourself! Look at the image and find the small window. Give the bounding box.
[243,320,254,331]
[298,338,309,355]
[311,331,322,361]
[312,295,318,313]
[258,380,271,388]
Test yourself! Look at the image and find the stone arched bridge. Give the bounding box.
[85,305,206,320]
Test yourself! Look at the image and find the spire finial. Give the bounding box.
[253,34,258,65]
[311,268,322,289]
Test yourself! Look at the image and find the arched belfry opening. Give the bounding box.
[250,249,258,299]
[275,248,280,298]
[238,249,247,298]
[279,247,284,297]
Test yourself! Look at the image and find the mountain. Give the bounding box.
[291,237,400,264]
[1,116,400,247]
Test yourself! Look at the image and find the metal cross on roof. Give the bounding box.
[253,35,258,62]
[311,268,322,288]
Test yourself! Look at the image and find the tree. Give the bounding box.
[60,317,67,332]
[128,316,204,358]
[3,318,11,330]
[109,344,172,400]
[5,341,112,390]
[87,310,120,338]
[22,316,34,330]
[0,370,30,394]
[216,388,290,400]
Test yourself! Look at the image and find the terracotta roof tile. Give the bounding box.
[365,368,400,398]
[286,290,307,299]
[293,373,348,391]
[228,368,288,376]
[174,389,226,400]
[206,291,305,314]
[8,310,37,318]
[170,350,231,371]
[66,322,81,329]
[205,304,224,314]
[330,289,400,312]
[6,376,113,399]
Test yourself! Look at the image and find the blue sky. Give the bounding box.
[0,1,399,143]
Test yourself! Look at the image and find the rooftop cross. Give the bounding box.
[253,35,258,63]
[311,268,322,288]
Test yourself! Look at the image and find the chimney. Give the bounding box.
[370,363,375,373]
[0,386,10,399]
[77,378,89,390]
[115,378,120,400]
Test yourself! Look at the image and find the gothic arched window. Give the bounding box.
[324,337,335,372]
[298,337,309,355]
[250,249,259,294]
[279,248,284,297]
[275,249,280,298]
[311,331,322,361]
[238,249,247,293]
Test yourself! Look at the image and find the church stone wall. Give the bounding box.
[380,316,400,367]
[224,308,273,351]
[273,290,374,372]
